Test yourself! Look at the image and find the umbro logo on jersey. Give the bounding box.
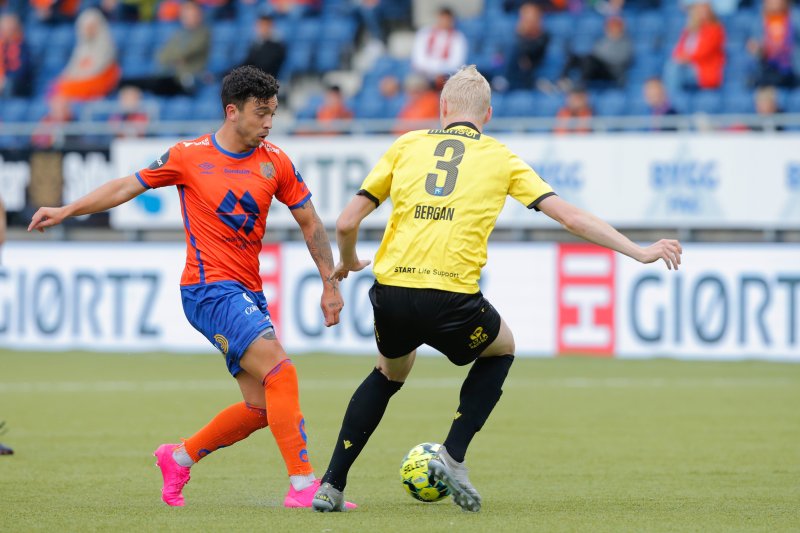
[199,162,214,169]
[216,190,260,235]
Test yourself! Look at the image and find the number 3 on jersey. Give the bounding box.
[425,139,465,197]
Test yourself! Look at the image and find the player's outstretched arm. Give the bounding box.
[333,194,375,281]
[537,195,682,270]
[27,174,146,233]
[291,199,343,327]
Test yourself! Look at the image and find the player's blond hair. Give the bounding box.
[441,65,491,120]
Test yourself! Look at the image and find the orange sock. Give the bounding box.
[182,402,268,463]
[263,359,313,476]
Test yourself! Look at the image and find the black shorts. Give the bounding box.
[368,281,502,366]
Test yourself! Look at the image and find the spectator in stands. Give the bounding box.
[643,78,677,131]
[31,94,75,148]
[554,87,593,134]
[410,7,468,83]
[395,73,439,133]
[108,85,150,137]
[30,0,80,23]
[317,85,354,122]
[125,0,210,95]
[378,74,401,100]
[747,0,800,88]
[752,85,784,131]
[240,14,286,78]
[501,2,550,91]
[558,16,632,90]
[156,0,181,21]
[663,2,725,95]
[51,8,121,101]
[0,12,32,97]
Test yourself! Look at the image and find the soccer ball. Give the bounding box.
[400,442,451,503]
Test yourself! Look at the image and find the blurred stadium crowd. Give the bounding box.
[0,0,797,142]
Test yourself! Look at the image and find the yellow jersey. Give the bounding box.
[359,122,555,294]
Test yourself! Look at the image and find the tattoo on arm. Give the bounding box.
[300,203,337,291]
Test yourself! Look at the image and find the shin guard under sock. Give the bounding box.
[182,402,268,463]
[444,355,515,462]
[322,367,404,491]
[263,359,313,476]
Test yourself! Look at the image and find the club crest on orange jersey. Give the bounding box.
[260,162,276,180]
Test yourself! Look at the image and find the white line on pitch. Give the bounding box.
[0,377,795,393]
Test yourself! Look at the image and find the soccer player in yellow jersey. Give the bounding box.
[312,66,683,513]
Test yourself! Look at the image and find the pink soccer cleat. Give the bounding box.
[154,443,191,507]
[284,479,357,509]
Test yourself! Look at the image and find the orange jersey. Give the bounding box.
[136,133,310,291]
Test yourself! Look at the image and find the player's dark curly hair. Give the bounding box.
[221,65,280,111]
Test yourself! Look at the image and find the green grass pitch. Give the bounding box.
[1,351,798,532]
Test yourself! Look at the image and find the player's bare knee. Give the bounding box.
[480,321,515,356]
[376,352,415,382]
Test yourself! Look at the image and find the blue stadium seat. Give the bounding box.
[315,41,343,72]
[208,47,234,75]
[728,9,756,41]
[109,22,130,49]
[295,19,322,42]
[324,17,357,44]
[26,25,49,56]
[0,98,29,122]
[156,22,181,46]
[459,18,486,48]
[531,93,564,118]
[128,23,156,48]
[596,90,627,116]
[629,12,665,47]
[570,33,596,56]
[575,14,605,39]
[121,47,152,77]
[27,98,49,121]
[723,91,754,114]
[193,96,223,121]
[786,88,800,113]
[627,95,650,116]
[49,25,74,50]
[670,92,691,114]
[500,91,537,117]
[161,96,194,121]
[282,41,314,77]
[691,91,723,114]
[213,21,239,44]
[546,13,573,39]
[296,94,323,120]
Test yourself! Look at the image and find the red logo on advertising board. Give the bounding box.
[259,243,281,337]
[557,244,615,356]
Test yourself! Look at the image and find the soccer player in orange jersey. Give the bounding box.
[28,66,354,509]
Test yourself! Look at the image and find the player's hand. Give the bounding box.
[639,239,682,270]
[332,258,371,281]
[28,207,68,233]
[321,279,343,327]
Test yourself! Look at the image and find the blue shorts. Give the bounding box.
[181,281,275,377]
